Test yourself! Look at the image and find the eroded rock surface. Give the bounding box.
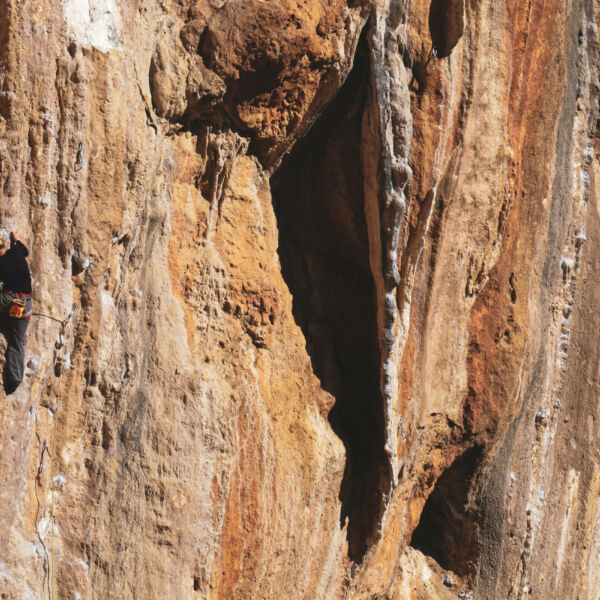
[1,0,600,599]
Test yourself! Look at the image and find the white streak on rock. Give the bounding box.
[554,470,579,585]
[0,563,14,586]
[62,0,123,52]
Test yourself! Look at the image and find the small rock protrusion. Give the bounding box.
[74,141,84,171]
[101,420,114,450]
[560,256,575,281]
[574,228,587,248]
[26,355,40,374]
[52,474,67,490]
[71,252,90,276]
[38,194,52,207]
[180,18,207,53]
[534,409,549,430]
[509,272,517,303]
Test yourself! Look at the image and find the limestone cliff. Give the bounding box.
[1,0,599,599]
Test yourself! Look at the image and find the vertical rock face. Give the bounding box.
[1,1,600,599]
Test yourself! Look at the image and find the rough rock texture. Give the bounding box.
[1,0,600,599]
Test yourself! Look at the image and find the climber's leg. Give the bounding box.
[5,314,30,391]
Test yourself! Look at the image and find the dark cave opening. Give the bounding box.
[429,0,465,58]
[271,30,390,563]
[410,445,483,579]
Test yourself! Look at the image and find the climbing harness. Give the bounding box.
[2,291,33,319]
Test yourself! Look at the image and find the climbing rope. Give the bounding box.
[49,361,64,600]
[33,434,51,598]
[47,305,76,600]
[25,301,76,600]
[31,298,69,323]
[0,298,76,598]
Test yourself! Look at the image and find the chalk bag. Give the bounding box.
[9,297,26,318]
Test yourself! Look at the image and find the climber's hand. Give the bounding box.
[10,231,18,243]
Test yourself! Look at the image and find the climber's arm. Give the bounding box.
[9,232,29,256]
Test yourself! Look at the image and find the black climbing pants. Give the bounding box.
[0,292,31,386]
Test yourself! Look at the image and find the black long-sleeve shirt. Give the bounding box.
[0,240,32,294]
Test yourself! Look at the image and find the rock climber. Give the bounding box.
[0,231,32,394]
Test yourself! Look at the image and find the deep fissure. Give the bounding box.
[272,30,390,563]
[410,445,483,579]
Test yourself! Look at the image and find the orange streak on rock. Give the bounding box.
[466,0,567,439]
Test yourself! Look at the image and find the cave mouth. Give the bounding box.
[271,28,391,563]
[410,445,483,579]
[429,0,465,58]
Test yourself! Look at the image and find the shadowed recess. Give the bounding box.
[410,445,483,579]
[272,29,390,563]
[429,0,465,58]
